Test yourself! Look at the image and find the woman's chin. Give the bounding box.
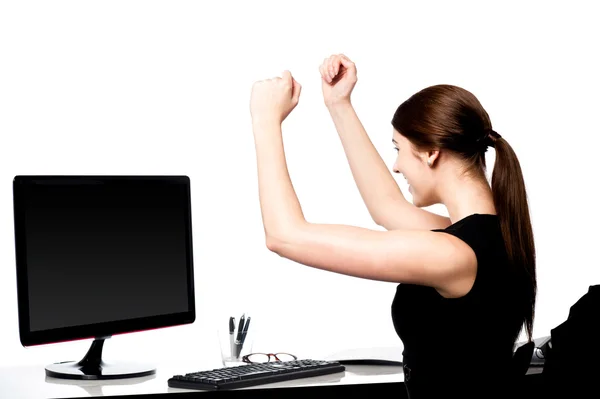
[408,186,417,204]
[409,191,428,208]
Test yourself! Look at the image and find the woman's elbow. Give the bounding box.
[265,226,300,257]
[265,234,280,253]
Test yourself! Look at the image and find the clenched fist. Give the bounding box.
[319,54,357,107]
[250,70,302,126]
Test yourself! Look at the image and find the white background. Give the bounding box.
[1,0,599,369]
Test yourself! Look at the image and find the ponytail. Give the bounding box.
[490,133,536,342]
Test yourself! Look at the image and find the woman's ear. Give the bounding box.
[424,150,440,167]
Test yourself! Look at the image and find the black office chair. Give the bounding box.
[541,284,600,395]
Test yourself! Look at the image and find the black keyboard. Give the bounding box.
[167,359,345,390]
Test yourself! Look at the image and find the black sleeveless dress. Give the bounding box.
[391,214,524,398]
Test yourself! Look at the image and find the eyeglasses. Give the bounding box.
[242,352,297,364]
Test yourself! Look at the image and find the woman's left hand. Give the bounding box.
[250,70,302,127]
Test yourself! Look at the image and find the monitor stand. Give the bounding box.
[45,336,156,380]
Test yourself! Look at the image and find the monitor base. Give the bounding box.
[45,336,156,380]
[45,361,156,380]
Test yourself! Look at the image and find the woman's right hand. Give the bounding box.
[319,54,357,107]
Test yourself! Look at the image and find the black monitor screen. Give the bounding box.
[13,176,195,346]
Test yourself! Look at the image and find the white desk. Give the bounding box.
[0,359,404,399]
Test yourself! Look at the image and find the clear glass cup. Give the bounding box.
[218,315,255,367]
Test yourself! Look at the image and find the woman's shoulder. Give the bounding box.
[433,213,499,234]
[433,213,503,256]
[445,213,498,228]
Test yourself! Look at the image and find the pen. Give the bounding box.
[234,314,245,357]
[229,317,235,358]
[240,316,251,348]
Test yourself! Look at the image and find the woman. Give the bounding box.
[249,53,536,398]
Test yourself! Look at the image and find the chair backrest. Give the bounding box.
[541,284,600,394]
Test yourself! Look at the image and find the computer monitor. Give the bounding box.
[12,175,195,380]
